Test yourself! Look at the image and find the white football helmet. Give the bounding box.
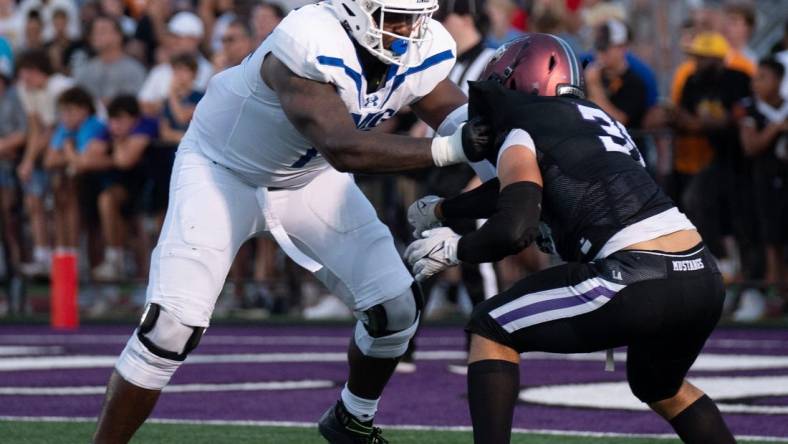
[332,0,439,66]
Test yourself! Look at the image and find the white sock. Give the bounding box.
[105,247,123,264]
[34,247,51,263]
[340,384,379,421]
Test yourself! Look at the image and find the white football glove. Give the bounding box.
[404,227,460,282]
[407,195,443,238]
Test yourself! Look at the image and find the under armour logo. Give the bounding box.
[611,270,622,281]
[364,95,380,107]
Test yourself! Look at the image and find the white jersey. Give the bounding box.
[184,2,456,189]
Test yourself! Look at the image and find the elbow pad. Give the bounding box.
[457,181,542,264]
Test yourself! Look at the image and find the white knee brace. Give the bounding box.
[115,304,205,390]
[354,286,421,358]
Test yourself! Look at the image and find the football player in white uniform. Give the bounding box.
[93,1,488,443]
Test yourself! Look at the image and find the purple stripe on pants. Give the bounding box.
[494,285,618,327]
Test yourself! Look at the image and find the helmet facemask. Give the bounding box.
[335,0,439,67]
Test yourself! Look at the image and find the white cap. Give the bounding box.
[168,12,204,38]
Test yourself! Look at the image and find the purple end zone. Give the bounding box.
[0,324,786,438]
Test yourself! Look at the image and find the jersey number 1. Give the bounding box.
[576,104,645,167]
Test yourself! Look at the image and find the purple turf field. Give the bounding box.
[0,324,786,439]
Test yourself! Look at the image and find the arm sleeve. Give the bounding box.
[441,177,500,220]
[457,181,542,264]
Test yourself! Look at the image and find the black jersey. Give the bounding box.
[740,96,788,163]
[468,80,676,262]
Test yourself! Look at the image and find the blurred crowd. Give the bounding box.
[0,0,785,323]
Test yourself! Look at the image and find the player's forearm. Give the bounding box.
[319,131,437,173]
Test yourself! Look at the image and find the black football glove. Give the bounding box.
[460,116,494,162]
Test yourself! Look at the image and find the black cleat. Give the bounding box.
[318,401,389,444]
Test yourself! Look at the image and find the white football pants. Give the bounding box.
[145,146,413,327]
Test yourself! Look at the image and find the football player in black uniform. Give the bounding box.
[405,34,735,444]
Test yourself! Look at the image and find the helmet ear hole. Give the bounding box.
[548,54,556,72]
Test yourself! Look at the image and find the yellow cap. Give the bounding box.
[685,32,729,58]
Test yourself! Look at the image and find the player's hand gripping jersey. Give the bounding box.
[182,2,456,189]
[467,80,694,262]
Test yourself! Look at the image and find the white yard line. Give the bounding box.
[0,351,468,371]
[0,334,464,347]
[0,380,334,395]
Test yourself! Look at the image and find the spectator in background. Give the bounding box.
[722,1,756,76]
[199,0,237,55]
[91,96,158,281]
[42,86,106,251]
[671,8,754,109]
[58,2,95,76]
[100,0,136,37]
[673,32,752,281]
[0,68,28,278]
[528,0,583,54]
[250,1,284,46]
[16,49,73,277]
[75,15,146,105]
[130,0,171,67]
[212,18,253,72]
[0,34,12,76]
[484,0,524,48]
[159,53,202,143]
[0,0,22,47]
[22,10,45,51]
[45,9,74,74]
[585,19,648,130]
[138,11,212,115]
[738,58,788,299]
[434,0,495,93]
[17,0,79,43]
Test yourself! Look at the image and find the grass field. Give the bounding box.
[2,419,786,444]
[0,420,685,444]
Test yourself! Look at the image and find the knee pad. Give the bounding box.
[115,303,205,390]
[137,303,205,361]
[354,283,422,358]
